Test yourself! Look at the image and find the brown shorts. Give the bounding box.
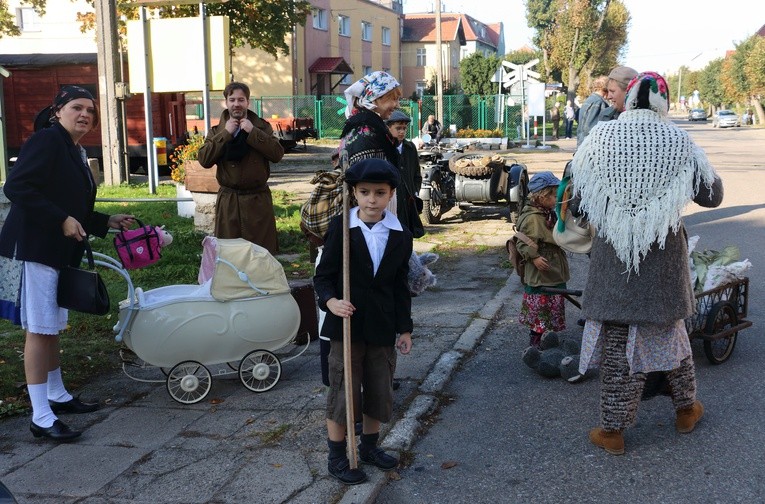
[326,339,396,425]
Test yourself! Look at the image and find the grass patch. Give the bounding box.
[0,182,311,418]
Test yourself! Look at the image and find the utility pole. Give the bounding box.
[434,0,443,127]
[95,0,127,185]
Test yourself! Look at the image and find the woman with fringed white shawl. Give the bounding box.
[570,72,724,455]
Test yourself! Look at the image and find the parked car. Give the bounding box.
[688,108,707,121]
[712,110,741,128]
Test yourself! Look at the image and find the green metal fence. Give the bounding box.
[250,94,525,141]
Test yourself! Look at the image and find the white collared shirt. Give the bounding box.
[349,207,403,276]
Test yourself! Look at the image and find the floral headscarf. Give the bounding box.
[344,71,400,118]
[624,71,670,116]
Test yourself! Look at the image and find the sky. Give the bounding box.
[401,0,765,75]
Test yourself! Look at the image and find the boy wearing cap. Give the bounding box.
[386,110,423,237]
[314,158,414,485]
[516,171,570,348]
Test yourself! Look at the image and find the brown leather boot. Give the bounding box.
[588,427,625,455]
[676,401,704,433]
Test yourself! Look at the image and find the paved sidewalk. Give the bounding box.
[0,139,577,503]
[0,249,516,504]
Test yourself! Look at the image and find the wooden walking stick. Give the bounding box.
[339,149,358,468]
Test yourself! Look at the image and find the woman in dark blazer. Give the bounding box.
[0,86,133,441]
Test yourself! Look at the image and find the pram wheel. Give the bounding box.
[239,350,282,393]
[166,361,212,404]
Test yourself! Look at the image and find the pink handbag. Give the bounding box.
[113,220,162,269]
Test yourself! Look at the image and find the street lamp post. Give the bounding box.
[677,52,703,109]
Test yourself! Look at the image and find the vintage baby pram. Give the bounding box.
[96,237,310,404]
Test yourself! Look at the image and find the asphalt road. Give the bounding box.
[376,121,765,503]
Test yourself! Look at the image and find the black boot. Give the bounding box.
[359,432,398,471]
[529,331,542,349]
[327,439,367,485]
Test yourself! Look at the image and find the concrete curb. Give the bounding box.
[337,277,514,504]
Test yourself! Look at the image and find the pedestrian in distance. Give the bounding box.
[550,102,561,140]
[0,86,135,442]
[197,81,284,254]
[314,158,414,485]
[516,171,570,348]
[576,75,610,146]
[571,71,724,456]
[421,114,443,142]
[564,100,575,139]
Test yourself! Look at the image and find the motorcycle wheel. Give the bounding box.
[422,178,444,224]
[507,170,529,224]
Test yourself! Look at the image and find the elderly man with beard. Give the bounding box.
[198,82,284,253]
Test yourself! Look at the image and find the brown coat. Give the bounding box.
[197,109,284,253]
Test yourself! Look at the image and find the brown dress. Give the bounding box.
[197,109,284,253]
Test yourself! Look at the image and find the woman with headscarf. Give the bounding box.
[0,86,134,441]
[570,72,724,455]
[339,71,402,171]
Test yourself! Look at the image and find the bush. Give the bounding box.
[169,134,205,184]
[455,127,504,138]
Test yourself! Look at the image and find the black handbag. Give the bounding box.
[57,241,110,315]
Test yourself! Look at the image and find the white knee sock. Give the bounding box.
[28,383,57,427]
[47,368,73,403]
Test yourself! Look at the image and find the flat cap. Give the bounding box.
[385,110,411,124]
[345,158,400,188]
[528,171,560,193]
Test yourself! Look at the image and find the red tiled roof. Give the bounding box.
[403,13,500,49]
[757,23,765,37]
[308,57,353,74]
[402,14,464,44]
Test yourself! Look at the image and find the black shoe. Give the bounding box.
[354,421,363,436]
[49,396,99,414]
[30,420,82,442]
[328,457,368,485]
[577,318,586,327]
[359,446,398,470]
[392,380,401,391]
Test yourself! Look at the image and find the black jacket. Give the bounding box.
[314,215,413,346]
[0,122,109,269]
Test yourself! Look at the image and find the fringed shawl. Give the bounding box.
[571,109,717,274]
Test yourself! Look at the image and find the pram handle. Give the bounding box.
[91,251,137,343]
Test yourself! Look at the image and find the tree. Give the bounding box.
[697,58,725,109]
[55,0,312,58]
[503,48,542,66]
[744,35,765,124]
[0,0,45,37]
[459,53,502,96]
[527,0,629,102]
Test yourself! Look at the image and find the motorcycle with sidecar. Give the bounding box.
[417,135,529,224]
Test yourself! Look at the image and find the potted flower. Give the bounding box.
[169,134,205,217]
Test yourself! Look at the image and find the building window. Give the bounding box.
[338,15,350,36]
[16,7,41,32]
[363,65,372,76]
[451,49,458,67]
[361,21,372,41]
[416,48,426,67]
[339,74,352,85]
[312,8,327,30]
[461,48,469,60]
[382,26,391,46]
[416,81,427,97]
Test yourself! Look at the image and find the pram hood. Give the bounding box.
[201,237,291,301]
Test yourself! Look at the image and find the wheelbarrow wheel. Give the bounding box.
[239,350,282,393]
[703,302,738,365]
[166,361,212,404]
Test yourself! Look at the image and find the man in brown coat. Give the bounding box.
[197,82,284,253]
